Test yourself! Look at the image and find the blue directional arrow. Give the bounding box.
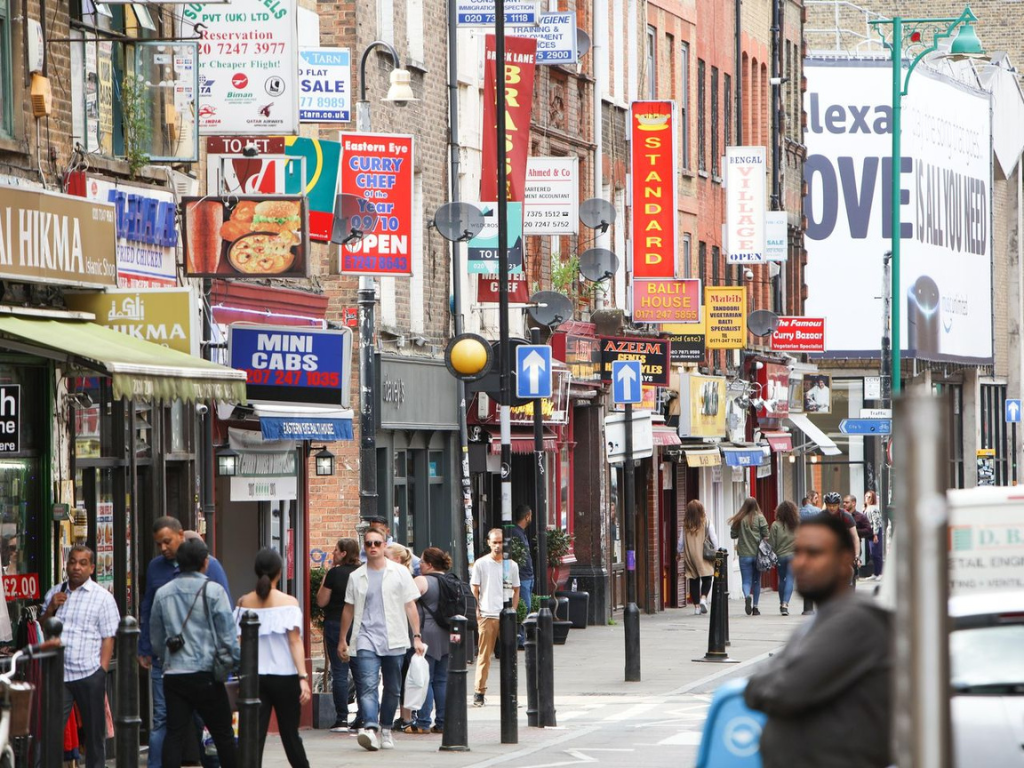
[1007,399,1021,424]
[839,418,892,435]
[612,360,642,404]
[515,344,552,399]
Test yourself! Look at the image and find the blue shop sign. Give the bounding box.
[260,416,353,441]
[229,323,353,407]
[722,448,765,467]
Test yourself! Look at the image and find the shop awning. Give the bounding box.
[488,430,558,454]
[253,404,354,441]
[685,449,721,468]
[0,315,246,403]
[762,431,793,452]
[721,446,766,467]
[652,427,682,447]
[786,413,842,456]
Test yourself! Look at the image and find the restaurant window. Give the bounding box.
[697,59,706,172]
[0,0,12,138]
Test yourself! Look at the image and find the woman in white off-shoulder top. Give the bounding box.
[236,548,311,768]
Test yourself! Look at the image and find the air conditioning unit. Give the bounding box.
[168,169,198,200]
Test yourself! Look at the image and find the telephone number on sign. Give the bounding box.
[245,368,340,387]
[525,210,571,218]
[459,12,534,23]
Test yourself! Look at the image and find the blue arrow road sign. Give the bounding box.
[1007,400,1022,423]
[839,418,892,435]
[516,345,552,399]
[612,360,642,404]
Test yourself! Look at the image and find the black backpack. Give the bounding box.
[423,572,471,630]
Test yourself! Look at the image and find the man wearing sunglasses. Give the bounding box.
[339,531,426,752]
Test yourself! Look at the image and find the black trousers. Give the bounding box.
[689,576,712,606]
[163,672,238,768]
[258,675,310,768]
[63,668,107,768]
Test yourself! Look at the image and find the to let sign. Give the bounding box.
[771,316,826,353]
[632,279,700,324]
[599,337,670,386]
[0,386,18,454]
[629,101,676,279]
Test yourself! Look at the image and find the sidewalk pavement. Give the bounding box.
[259,595,807,767]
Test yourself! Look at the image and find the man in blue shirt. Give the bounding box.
[138,517,231,768]
[799,489,822,521]
[509,504,535,648]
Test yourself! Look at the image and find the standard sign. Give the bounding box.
[456,0,540,25]
[229,324,352,406]
[0,386,19,454]
[508,13,578,64]
[523,157,578,235]
[629,101,676,279]
[298,48,351,123]
[771,316,826,353]
[599,337,670,386]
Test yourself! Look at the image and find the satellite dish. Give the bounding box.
[579,198,616,233]
[576,28,592,58]
[332,194,378,245]
[433,202,485,243]
[528,291,574,328]
[578,248,619,282]
[747,309,780,337]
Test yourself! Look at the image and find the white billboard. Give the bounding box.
[725,146,766,264]
[803,59,992,363]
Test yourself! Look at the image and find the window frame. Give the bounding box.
[697,58,706,173]
[680,42,690,170]
[724,72,732,150]
[0,0,12,138]
[646,26,656,100]
[711,65,720,177]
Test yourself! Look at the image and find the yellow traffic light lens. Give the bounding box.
[450,338,489,375]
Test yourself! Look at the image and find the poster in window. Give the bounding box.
[97,41,114,156]
[96,502,114,593]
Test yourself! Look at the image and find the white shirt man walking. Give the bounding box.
[42,545,120,768]
[470,528,520,707]
[339,530,425,752]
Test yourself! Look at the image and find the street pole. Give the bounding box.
[623,402,640,681]
[881,250,893,537]
[770,0,783,315]
[888,21,903,397]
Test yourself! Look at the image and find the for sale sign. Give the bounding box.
[0,386,20,454]
[338,133,415,276]
[771,317,826,353]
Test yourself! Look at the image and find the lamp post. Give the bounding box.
[353,41,416,521]
[869,6,984,397]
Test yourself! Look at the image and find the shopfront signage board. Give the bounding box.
[704,286,747,349]
[523,156,578,235]
[771,316,826,353]
[0,386,19,454]
[508,13,578,65]
[65,288,199,356]
[599,336,670,386]
[456,0,541,27]
[605,410,653,463]
[632,279,701,324]
[629,101,676,279]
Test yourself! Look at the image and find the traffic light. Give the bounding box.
[445,333,493,381]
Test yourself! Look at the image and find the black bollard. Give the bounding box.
[440,615,470,752]
[694,550,739,663]
[536,598,556,727]
[238,610,261,767]
[499,606,518,744]
[802,596,815,615]
[115,617,142,768]
[524,614,538,727]
[40,617,65,768]
[724,587,731,647]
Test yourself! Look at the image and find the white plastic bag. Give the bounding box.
[403,649,430,710]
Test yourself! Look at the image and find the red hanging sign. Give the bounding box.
[481,35,538,203]
[629,101,677,279]
[476,271,531,303]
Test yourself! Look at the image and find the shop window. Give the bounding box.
[73,378,120,459]
[0,0,12,138]
[166,400,192,455]
[2,459,42,629]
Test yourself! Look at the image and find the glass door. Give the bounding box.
[1,459,42,633]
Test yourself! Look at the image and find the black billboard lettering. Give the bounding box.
[804,154,913,242]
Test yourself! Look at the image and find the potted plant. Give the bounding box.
[542,527,574,594]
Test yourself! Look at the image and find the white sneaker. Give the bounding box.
[694,604,701,614]
[700,597,709,614]
[357,729,380,752]
[380,729,394,750]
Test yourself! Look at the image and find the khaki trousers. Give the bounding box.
[474,616,500,694]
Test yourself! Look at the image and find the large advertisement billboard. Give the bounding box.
[803,59,992,363]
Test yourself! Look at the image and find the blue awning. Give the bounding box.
[721,447,765,467]
[254,405,354,441]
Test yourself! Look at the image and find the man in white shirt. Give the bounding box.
[339,529,425,752]
[42,545,120,768]
[470,528,520,707]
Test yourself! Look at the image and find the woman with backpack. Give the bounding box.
[730,497,770,616]
[768,501,800,616]
[679,499,718,615]
[406,547,454,734]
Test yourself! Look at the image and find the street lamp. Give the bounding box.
[352,40,416,521]
[869,6,985,397]
[215,446,240,477]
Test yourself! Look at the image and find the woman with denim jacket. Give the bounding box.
[150,538,240,768]
[729,497,770,616]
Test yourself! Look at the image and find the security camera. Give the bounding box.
[195,402,209,416]
[744,269,754,281]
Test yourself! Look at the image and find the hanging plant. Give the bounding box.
[119,74,151,178]
[550,254,580,298]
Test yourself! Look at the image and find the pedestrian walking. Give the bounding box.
[768,501,799,615]
[844,495,872,573]
[744,513,892,768]
[361,517,420,575]
[729,497,769,616]
[508,504,535,648]
[678,499,717,614]
[470,528,520,706]
[407,547,453,734]
[236,548,312,768]
[863,490,884,580]
[139,517,232,768]
[384,543,422,732]
[338,529,426,752]
[42,545,120,768]
[316,537,362,732]
[150,538,239,768]
[798,490,821,521]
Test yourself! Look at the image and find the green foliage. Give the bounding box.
[550,255,580,298]
[509,535,529,569]
[542,527,574,568]
[119,74,150,178]
[309,567,326,631]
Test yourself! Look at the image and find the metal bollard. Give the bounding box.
[802,596,815,615]
[536,598,556,727]
[238,610,261,768]
[694,551,738,664]
[115,617,142,768]
[40,617,65,768]
[499,606,518,744]
[440,615,470,752]
[524,614,538,727]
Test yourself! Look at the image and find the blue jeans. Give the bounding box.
[776,556,794,604]
[353,650,403,731]
[739,556,761,604]
[322,620,351,723]
[149,664,220,768]
[413,654,448,730]
[517,577,534,643]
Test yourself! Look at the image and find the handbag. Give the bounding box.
[201,581,236,683]
[702,525,717,561]
[757,538,779,572]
